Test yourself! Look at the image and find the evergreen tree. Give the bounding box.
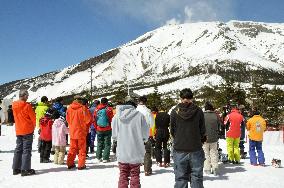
[147,86,162,111]
[264,87,284,126]
[111,85,128,104]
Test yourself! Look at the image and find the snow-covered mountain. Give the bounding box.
[1,21,284,102]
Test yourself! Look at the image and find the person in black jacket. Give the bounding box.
[7,105,14,126]
[154,108,171,167]
[170,88,206,188]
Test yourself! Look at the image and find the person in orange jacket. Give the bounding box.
[66,95,92,170]
[12,89,36,176]
[223,103,245,164]
[246,108,266,166]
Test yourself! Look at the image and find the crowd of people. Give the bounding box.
[0,87,267,188]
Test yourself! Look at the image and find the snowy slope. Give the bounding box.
[1,21,284,101]
[0,125,283,188]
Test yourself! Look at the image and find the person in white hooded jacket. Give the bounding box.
[136,96,155,176]
[136,96,154,129]
[112,100,148,188]
[0,105,6,136]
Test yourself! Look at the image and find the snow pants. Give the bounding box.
[249,139,265,165]
[118,162,141,188]
[226,137,240,162]
[96,130,111,160]
[54,146,66,165]
[67,138,86,168]
[90,125,96,149]
[202,142,218,172]
[155,129,170,164]
[12,133,33,171]
[40,140,52,161]
[144,140,152,173]
[239,122,246,155]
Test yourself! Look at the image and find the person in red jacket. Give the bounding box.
[39,109,58,163]
[12,89,36,176]
[94,97,114,163]
[66,95,92,170]
[224,103,245,164]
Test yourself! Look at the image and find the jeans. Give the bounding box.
[12,133,34,170]
[249,139,265,165]
[173,149,205,188]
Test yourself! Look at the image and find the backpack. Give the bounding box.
[96,107,109,127]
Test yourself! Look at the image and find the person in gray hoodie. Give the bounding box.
[112,100,148,188]
[202,101,222,175]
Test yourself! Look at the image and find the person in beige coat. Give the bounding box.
[202,102,222,175]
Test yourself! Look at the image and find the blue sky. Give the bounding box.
[0,0,283,85]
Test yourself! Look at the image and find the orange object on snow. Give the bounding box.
[66,101,92,139]
[12,100,36,136]
[66,100,92,168]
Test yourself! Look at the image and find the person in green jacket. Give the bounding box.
[35,96,49,129]
[35,96,49,153]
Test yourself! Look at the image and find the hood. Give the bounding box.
[40,116,51,127]
[96,103,108,111]
[54,117,65,127]
[137,104,151,112]
[116,105,139,122]
[53,102,63,110]
[12,100,28,111]
[37,102,48,107]
[176,102,199,120]
[69,101,83,110]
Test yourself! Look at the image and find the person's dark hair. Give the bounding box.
[180,88,193,99]
[8,105,12,108]
[101,97,108,104]
[204,101,214,111]
[252,107,260,115]
[125,101,137,108]
[81,98,88,105]
[45,108,55,117]
[94,100,100,106]
[152,106,158,112]
[51,110,60,119]
[138,96,147,104]
[41,96,48,103]
[56,97,64,103]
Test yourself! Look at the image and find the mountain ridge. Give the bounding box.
[1,20,284,101]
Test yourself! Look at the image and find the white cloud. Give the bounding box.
[84,0,234,26]
[165,18,181,25]
[184,6,194,23]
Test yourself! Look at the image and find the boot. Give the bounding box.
[21,169,36,176]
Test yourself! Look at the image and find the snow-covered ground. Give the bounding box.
[0,125,283,188]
